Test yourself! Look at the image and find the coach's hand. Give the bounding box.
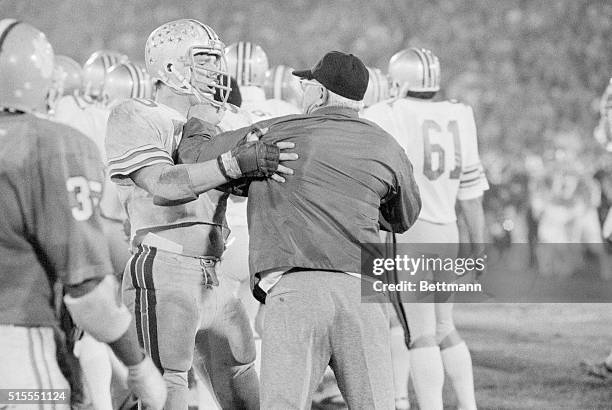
[127,356,167,410]
[217,127,298,182]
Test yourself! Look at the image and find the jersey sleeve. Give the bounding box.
[32,124,113,285]
[457,105,489,201]
[105,100,173,179]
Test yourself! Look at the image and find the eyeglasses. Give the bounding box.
[299,79,320,91]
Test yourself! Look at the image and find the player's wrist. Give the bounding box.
[217,151,242,179]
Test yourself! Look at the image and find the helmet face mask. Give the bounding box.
[145,19,230,108]
[388,47,440,97]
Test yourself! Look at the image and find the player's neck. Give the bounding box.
[155,86,192,117]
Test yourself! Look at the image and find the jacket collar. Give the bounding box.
[310,106,360,119]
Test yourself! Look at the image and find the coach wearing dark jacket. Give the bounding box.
[178,51,421,410]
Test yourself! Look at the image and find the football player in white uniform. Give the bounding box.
[263,64,303,109]
[0,19,165,410]
[362,66,390,109]
[51,55,155,410]
[364,47,488,410]
[105,19,295,409]
[360,65,414,410]
[226,41,300,120]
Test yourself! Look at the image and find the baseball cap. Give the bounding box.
[292,51,369,101]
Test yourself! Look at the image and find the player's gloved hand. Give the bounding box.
[127,356,167,410]
[217,127,298,182]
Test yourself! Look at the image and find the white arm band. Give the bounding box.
[63,275,132,343]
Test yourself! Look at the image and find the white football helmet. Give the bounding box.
[48,55,82,112]
[225,41,269,88]
[388,47,440,97]
[263,65,302,106]
[104,61,153,103]
[145,19,230,108]
[82,50,128,102]
[363,67,390,107]
[0,19,55,114]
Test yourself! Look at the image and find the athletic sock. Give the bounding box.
[409,346,444,410]
[441,341,477,410]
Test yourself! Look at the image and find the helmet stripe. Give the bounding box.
[411,49,427,89]
[200,22,217,41]
[0,20,20,53]
[125,63,140,98]
[236,41,243,86]
[274,65,283,99]
[425,50,435,89]
[245,41,252,85]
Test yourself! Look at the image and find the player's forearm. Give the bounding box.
[458,196,486,248]
[64,275,144,366]
[131,162,228,206]
[108,325,145,366]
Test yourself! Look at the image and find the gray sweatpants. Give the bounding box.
[260,270,394,410]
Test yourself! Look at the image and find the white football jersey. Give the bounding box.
[363,98,489,224]
[241,86,300,121]
[106,98,229,244]
[218,103,253,132]
[53,95,110,160]
[52,95,125,221]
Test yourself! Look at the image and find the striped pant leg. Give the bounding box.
[122,245,200,410]
[0,326,70,410]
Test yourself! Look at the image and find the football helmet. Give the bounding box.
[104,61,153,102]
[225,41,269,87]
[263,65,302,106]
[54,55,82,96]
[145,19,230,108]
[595,78,612,152]
[388,47,440,96]
[363,67,390,107]
[48,55,82,111]
[82,50,128,102]
[0,19,55,113]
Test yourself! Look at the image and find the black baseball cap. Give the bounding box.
[292,51,369,101]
